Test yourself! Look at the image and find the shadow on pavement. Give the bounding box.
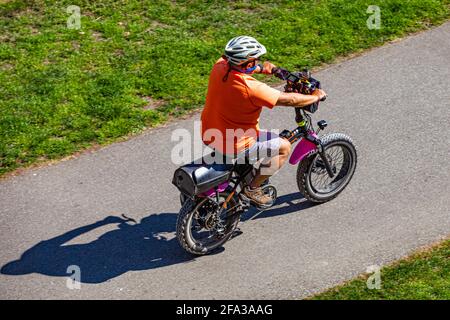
[1,214,193,284]
[1,192,315,283]
[241,192,317,221]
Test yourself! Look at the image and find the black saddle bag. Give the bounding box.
[172,161,233,198]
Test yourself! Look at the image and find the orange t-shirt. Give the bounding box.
[201,58,281,155]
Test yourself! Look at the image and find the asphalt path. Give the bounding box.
[0,22,449,299]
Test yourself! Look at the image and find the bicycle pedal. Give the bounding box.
[255,202,274,211]
[241,201,250,210]
[239,195,251,208]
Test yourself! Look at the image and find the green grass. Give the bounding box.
[1,0,450,175]
[312,239,450,300]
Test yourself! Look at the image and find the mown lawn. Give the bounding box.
[312,239,450,300]
[1,0,450,175]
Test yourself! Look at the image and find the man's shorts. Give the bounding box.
[235,130,283,165]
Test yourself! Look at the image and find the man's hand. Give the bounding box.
[102,216,125,224]
[312,89,327,101]
[261,61,277,74]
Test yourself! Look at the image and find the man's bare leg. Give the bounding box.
[250,139,291,188]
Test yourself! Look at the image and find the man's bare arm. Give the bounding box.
[276,91,324,107]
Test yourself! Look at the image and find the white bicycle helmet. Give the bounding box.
[224,36,267,66]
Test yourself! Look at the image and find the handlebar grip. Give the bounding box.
[272,67,290,80]
[320,95,327,102]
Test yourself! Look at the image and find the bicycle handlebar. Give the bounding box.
[273,67,325,113]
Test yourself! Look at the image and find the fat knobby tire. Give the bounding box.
[296,133,357,203]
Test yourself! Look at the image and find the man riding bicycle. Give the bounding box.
[201,36,327,206]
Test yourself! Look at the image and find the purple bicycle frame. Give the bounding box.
[289,131,318,165]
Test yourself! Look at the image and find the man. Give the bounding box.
[201,36,327,206]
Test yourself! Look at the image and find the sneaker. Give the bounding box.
[243,186,272,206]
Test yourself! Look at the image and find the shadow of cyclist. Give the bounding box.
[241,192,318,221]
[1,213,195,284]
[1,192,316,283]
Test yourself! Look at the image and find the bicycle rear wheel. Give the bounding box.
[176,191,240,255]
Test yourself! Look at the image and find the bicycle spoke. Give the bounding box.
[310,144,352,194]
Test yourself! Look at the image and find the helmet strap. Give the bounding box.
[222,62,233,82]
[231,60,257,75]
[222,58,257,82]
[233,65,257,74]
